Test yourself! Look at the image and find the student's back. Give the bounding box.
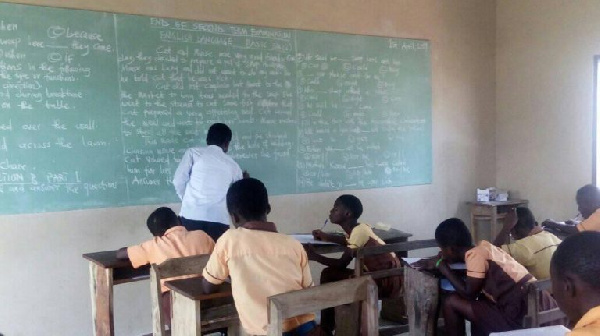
[128,226,214,268]
[202,178,319,336]
[501,231,560,280]
[204,225,313,334]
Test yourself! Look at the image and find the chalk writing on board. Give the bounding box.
[0,3,431,214]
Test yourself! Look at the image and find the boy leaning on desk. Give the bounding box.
[115,207,215,328]
[415,218,548,336]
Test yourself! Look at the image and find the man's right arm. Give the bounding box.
[173,149,193,200]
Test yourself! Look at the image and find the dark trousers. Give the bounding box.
[180,217,230,242]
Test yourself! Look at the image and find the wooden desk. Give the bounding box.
[165,278,238,336]
[404,266,439,336]
[82,251,150,336]
[315,228,413,255]
[468,200,528,242]
[82,228,411,336]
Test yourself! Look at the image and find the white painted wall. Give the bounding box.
[0,1,496,335]
[496,0,600,221]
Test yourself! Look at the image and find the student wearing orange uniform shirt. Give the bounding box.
[116,207,215,327]
[201,178,324,336]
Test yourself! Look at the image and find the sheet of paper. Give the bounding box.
[402,257,422,265]
[449,262,466,270]
[490,325,570,335]
[290,234,337,245]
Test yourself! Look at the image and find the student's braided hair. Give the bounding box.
[551,231,600,290]
[226,178,269,221]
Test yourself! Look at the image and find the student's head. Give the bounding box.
[434,218,473,263]
[511,207,537,240]
[206,123,233,152]
[226,178,271,226]
[146,207,180,236]
[329,194,363,224]
[551,232,600,324]
[576,184,600,219]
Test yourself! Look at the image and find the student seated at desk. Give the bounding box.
[419,218,536,336]
[116,207,215,326]
[543,184,600,235]
[493,207,560,280]
[201,178,325,336]
[551,232,600,335]
[306,194,401,334]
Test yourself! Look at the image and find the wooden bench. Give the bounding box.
[267,276,379,336]
[150,254,240,336]
[523,279,567,328]
[354,239,439,336]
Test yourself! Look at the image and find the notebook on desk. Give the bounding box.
[290,234,337,245]
[402,258,466,270]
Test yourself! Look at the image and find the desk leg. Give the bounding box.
[335,303,360,336]
[89,263,114,336]
[404,267,439,336]
[171,290,201,336]
[491,209,498,241]
[470,210,478,242]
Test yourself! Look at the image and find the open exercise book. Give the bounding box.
[290,234,338,245]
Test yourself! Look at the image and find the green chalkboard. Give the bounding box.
[0,3,432,215]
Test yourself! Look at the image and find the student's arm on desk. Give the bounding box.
[542,220,579,235]
[312,229,347,245]
[438,261,483,300]
[305,244,354,269]
[116,247,129,259]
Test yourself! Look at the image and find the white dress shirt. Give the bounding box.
[173,145,243,224]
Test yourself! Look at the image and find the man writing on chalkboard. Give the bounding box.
[173,123,245,241]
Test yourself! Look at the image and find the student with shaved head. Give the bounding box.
[551,232,600,335]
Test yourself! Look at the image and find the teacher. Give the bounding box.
[173,123,244,241]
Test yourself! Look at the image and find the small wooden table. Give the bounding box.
[468,199,528,242]
[82,251,150,336]
[82,227,411,336]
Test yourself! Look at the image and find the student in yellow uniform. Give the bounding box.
[543,184,600,235]
[307,194,401,334]
[201,178,324,336]
[493,207,561,279]
[116,207,215,327]
[551,232,600,335]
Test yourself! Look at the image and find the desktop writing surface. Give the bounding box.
[0,3,431,214]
